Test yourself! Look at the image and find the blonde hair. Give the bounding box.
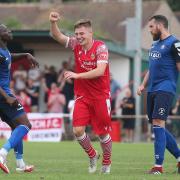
[74,19,92,30]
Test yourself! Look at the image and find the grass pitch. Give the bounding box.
[0,140,179,180]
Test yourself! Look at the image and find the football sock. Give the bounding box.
[99,134,112,165]
[3,125,29,152]
[76,133,96,158]
[165,129,180,160]
[153,125,166,166]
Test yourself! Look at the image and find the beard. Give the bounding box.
[152,30,161,41]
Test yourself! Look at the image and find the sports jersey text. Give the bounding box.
[81,61,97,71]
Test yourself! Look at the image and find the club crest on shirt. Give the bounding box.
[160,44,166,49]
[91,53,95,60]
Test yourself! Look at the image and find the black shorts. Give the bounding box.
[147,91,174,123]
[0,95,25,123]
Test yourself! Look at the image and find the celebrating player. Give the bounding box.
[0,24,39,174]
[137,15,180,174]
[49,12,112,174]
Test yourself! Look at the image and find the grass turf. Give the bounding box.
[0,141,179,180]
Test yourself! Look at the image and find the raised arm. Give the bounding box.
[137,70,149,95]
[11,53,39,68]
[49,12,69,46]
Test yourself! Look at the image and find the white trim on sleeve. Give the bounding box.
[97,60,108,64]
[65,37,70,48]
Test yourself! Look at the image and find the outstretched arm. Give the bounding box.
[64,63,107,80]
[137,70,149,95]
[49,11,69,46]
[11,53,39,68]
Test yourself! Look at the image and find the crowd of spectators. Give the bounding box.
[11,61,180,141]
[11,59,74,116]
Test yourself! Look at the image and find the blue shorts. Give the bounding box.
[147,91,174,123]
[0,95,25,123]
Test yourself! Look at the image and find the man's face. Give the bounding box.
[148,19,161,41]
[0,24,13,42]
[75,26,92,46]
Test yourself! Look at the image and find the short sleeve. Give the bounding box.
[171,41,180,63]
[66,36,78,50]
[96,43,109,64]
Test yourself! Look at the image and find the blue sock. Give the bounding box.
[3,125,29,152]
[14,140,23,159]
[165,129,180,159]
[153,125,166,166]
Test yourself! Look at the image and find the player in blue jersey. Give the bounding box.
[137,15,180,174]
[0,24,39,174]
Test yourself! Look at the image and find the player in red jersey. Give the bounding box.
[49,12,112,174]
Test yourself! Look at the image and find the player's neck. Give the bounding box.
[160,31,171,41]
[82,39,94,51]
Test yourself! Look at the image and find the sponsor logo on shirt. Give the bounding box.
[149,51,161,59]
[91,53,95,60]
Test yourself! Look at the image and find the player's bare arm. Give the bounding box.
[11,53,39,68]
[176,63,180,72]
[137,70,149,95]
[49,11,68,46]
[64,63,107,80]
[0,87,18,107]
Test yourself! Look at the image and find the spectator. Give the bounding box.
[120,88,135,142]
[43,65,57,88]
[47,82,66,113]
[60,79,74,114]
[13,64,27,91]
[26,78,39,112]
[110,73,121,115]
[28,68,41,87]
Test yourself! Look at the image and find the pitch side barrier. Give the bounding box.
[111,115,180,120]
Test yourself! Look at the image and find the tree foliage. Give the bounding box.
[167,0,180,11]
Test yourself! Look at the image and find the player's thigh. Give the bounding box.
[152,91,174,121]
[0,101,31,129]
[92,98,111,135]
[73,97,91,126]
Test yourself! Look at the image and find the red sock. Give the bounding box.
[76,133,96,158]
[100,134,112,165]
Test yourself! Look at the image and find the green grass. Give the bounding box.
[0,141,179,180]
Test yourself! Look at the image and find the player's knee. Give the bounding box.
[153,119,165,127]
[73,127,85,137]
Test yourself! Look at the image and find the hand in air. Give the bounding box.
[49,12,60,22]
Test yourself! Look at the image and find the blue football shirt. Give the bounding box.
[148,35,180,94]
[0,48,12,96]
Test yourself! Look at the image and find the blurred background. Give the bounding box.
[0,0,180,143]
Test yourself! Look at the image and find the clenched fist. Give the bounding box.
[49,12,60,22]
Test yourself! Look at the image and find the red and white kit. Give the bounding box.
[66,37,112,135]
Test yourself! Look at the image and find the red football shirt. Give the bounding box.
[66,37,110,99]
